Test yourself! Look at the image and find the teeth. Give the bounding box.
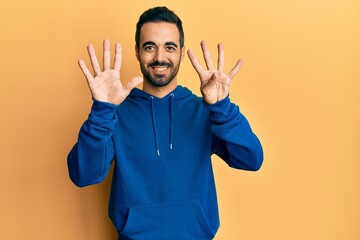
[153,67,168,72]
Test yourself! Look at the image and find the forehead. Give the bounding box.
[139,22,180,45]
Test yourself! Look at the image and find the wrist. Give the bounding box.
[203,95,239,124]
[89,98,118,121]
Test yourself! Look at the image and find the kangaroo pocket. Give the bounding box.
[120,200,215,240]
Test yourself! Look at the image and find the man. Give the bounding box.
[68,6,263,240]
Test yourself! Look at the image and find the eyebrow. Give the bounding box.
[142,41,156,48]
[142,41,178,48]
[165,41,178,48]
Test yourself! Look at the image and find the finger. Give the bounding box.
[217,43,224,71]
[114,43,122,72]
[78,59,94,82]
[228,59,244,79]
[126,76,143,92]
[187,49,205,76]
[87,44,101,75]
[201,40,214,70]
[103,39,111,70]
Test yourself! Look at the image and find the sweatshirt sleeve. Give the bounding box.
[205,96,263,171]
[67,99,118,187]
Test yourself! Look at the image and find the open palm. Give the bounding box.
[78,39,143,105]
[187,41,243,104]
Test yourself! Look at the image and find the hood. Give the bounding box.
[128,85,193,102]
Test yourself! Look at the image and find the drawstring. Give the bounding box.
[149,93,175,157]
[150,96,160,157]
[169,93,174,150]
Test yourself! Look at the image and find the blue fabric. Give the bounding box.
[68,85,263,239]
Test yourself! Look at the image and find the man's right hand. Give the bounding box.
[78,39,143,105]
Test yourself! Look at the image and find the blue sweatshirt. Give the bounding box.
[67,85,263,240]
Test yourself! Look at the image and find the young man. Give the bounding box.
[68,6,263,240]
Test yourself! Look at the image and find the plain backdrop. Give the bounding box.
[0,0,359,239]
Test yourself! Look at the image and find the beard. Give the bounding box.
[140,60,181,87]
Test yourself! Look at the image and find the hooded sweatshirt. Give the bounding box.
[68,85,263,240]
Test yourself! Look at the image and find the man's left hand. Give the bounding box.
[187,41,243,104]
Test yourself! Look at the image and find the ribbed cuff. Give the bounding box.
[89,99,118,121]
[203,96,239,124]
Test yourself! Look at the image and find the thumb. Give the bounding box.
[126,76,143,91]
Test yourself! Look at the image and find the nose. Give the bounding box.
[154,48,166,62]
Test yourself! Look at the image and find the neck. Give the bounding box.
[142,79,178,98]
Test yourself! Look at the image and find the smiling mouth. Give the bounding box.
[152,66,169,72]
[149,61,172,71]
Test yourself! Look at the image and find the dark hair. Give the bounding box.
[135,6,184,48]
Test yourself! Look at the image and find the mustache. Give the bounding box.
[149,61,173,67]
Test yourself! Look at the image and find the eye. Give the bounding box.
[166,46,176,51]
[144,45,155,51]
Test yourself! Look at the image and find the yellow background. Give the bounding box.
[0,0,359,239]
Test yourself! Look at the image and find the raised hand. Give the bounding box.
[187,41,243,104]
[78,39,143,105]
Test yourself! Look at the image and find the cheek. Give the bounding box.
[172,55,182,65]
[139,56,151,67]
[139,51,153,62]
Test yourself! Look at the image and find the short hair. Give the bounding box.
[135,6,184,48]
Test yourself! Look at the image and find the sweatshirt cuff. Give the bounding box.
[89,99,118,121]
[203,95,240,124]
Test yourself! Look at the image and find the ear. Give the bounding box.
[180,46,186,61]
[135,45,140,61]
